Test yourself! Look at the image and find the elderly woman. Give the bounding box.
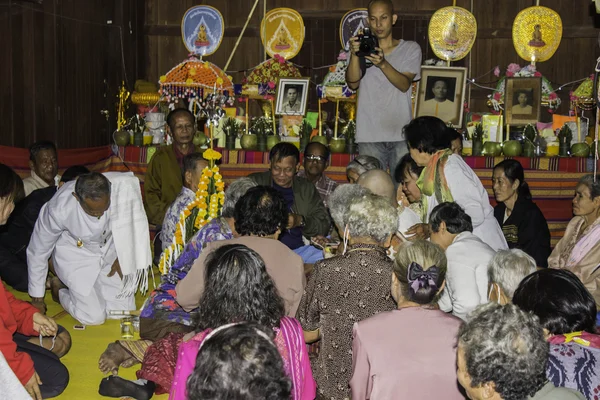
[548,174,600,306]
[429,202,496,321]
[297,192,397,400]
[493,160,550,267]
[394,154,424,236]
[457,303,585,400]
[98,177,257,375]
[346,155,382,183]
[487,249,537,305]
[350,240,464,400]
[513,269,599,398]
[404,116,507,251]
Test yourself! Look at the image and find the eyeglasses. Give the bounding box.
[305,154,326,163]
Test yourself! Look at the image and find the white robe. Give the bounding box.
[27,180,134,325]
[422,154,508,251]
[438,232,495,321]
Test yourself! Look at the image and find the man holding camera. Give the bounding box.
[346,0,422,182]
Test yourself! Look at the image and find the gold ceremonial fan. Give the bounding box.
[428,6,477,62]
[260,8,305,60]
[513,6,562,64]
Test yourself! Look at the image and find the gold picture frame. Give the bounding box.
[505,77,542,126]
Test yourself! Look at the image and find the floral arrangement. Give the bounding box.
[490,63,560,113]
[158,148,225,275]
[242,54,301,100]
[316,51,356,99]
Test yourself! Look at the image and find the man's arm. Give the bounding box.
[144,156,169,225]
[175,247,209,311]
[366,48,414,92]
[300,183,331,238]
[345,37,362,90]
[27,203,63,299]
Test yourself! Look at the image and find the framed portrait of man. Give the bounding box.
[414,66,467,128]
[505,77,542,126]
[275,78,310,116]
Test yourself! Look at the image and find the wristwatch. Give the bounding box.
[298,215,306,228]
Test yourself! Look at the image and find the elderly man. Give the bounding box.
[144,108,196,226]
[248,143,330,251]
[0,166,89,294]
[297,142,338,208]
[487,249,536,305]
[357,169,396,205]
[160,153,208,251]
[457,303,585,400]
[27,172,151,325]
[23,141,60,196]
[177,186,305,316]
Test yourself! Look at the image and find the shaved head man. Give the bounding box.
[357,169,396,205]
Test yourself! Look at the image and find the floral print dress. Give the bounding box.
[297,243,396,400]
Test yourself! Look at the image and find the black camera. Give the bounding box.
[355,28,379,57]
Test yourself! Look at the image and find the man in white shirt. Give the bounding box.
[23,141,60,196]
[27,172,136,325]
[346,0,422,183]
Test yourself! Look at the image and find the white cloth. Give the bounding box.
[22,170,60,197]
[0,352,31,400]
[27,172,145,324]
[438,232,496,321]
[105,172,152,297]
[397,206,422,238]
[422,154,508,251]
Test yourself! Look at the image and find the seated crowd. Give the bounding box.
[1,111,599,400]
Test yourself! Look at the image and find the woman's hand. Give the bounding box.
[24,372,43,400]
[406,223,431,240]
[32,312,58,336]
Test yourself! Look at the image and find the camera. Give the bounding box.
[355,28,379,57]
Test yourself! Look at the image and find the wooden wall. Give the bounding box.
[1,0,598,148]
[144,0,600,123]
[0,0,143,148]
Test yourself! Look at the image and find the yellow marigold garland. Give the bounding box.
[158,151,225,274]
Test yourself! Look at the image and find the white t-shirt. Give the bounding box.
[355,40,422,143]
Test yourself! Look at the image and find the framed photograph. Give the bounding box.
[275,78,310,116]
[415,66,467,127]
[505,77,542,126]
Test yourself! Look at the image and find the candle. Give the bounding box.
[210,124,214,149]
[577,116,581,142]
[334,100,340,138]
[318,100,322,136]
[245,98,249,134]
[270,100,277,135]
[505,124,510,144]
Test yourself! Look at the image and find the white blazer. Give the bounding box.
[438,232,496,321]
[422,154,508,251]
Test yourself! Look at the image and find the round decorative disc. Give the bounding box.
[181,6,224,56]
[260,8,305,60]
[339,9,368,51]
[513,6,562,63]
[428,6,477,62]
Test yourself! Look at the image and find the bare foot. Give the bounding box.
[120,357,140,368]
[98,342,134,375]
[50,277,67,303]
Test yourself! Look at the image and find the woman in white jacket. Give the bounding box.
[403,117,507,251]
[429,202,496,320]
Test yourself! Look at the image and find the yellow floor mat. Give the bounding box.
[11,288,168,400]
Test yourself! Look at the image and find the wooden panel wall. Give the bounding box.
[144,0,600,123]
[0,0,143,148]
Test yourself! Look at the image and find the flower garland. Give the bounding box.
[158,149,225,275]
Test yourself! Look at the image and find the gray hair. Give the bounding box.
[74,172,110,200]
[329,184,369,228]
[221,178,257,218]
[346,155,382,176]
[488,249,536,300]
[458,303,548,400]
[578,174,600,200]
[346,193,398,243]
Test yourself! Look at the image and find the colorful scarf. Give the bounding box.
[416,149,454,221]
[548,331,600,349]
[169,317,315,400]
